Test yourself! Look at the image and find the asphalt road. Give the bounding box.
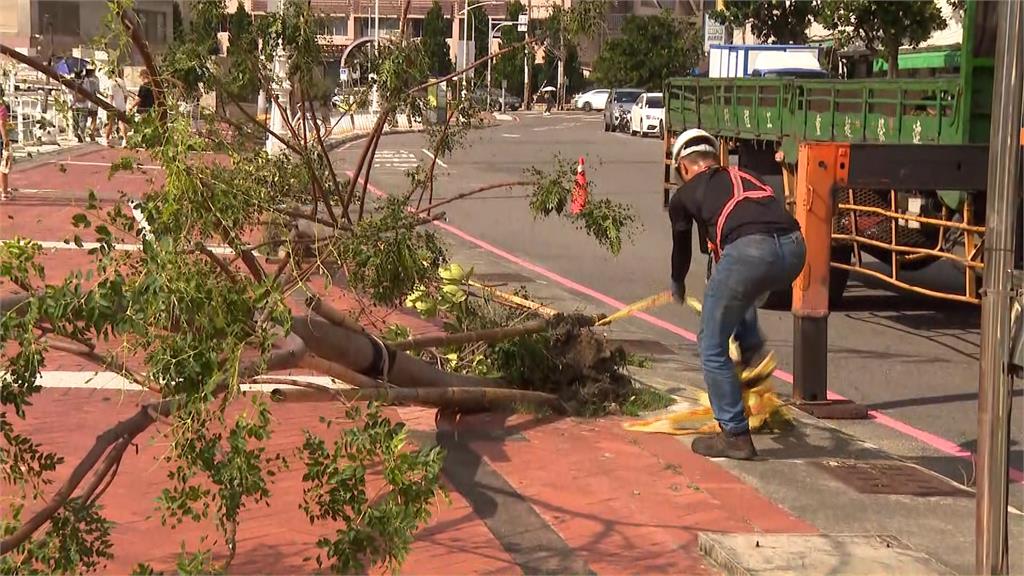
[334,111,1023,500]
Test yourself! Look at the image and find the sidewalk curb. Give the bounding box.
[10,142,102,172]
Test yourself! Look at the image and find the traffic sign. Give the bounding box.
[704,14,726,51]
[517,13,528,32]
[339,67,349,81]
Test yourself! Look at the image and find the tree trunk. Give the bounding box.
[886,41,900,79]
[290,315,508,389]
[269,384,564,413]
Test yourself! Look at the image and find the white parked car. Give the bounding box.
[629,92,664,137]
[572,89,610,112]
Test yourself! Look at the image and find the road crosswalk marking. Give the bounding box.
[373,149,419,170]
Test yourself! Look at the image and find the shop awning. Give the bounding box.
[873,48,961,72]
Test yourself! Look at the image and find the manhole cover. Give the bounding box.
[813,460,969,497]
[473,272,535,285]
[607,338,676,356]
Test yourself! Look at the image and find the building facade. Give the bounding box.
[0,0,176,60]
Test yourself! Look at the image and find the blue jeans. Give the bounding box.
[699,231,806,434]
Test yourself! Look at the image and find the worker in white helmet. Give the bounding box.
[669,128,806,460]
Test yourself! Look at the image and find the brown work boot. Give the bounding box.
[691,430,758,460]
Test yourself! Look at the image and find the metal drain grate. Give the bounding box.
[473,272,535,285]
[813,460,969,497]
[607,338,676,356]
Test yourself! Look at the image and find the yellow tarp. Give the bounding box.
[624,352,791,436]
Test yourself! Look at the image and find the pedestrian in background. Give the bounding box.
[133,68,155,116]
[82,67,101,141]
[104,69,129,147]
[0,88,12,201]
[71,69,90,142]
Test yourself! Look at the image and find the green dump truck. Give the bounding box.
[663,0,1007,306]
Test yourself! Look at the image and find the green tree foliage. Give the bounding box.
[817,0,946,78]
[227,3,258,99]
[536,1,605,103]
[711,0,818,44]
[171,0,184,41]
[593,11,699,91]
[493,0,526,97]
[421,0,452,77]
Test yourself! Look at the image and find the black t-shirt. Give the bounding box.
[669,166,799,282]
[137,83,155,112]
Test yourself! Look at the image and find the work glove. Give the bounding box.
[670,280,686,304]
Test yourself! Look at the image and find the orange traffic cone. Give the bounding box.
[570,156,589,215]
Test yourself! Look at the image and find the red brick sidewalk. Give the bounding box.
[9,388,815,574]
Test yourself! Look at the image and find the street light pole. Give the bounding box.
[976,0,1023,573]
[487,20,514,102]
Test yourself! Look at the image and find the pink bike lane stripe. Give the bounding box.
[359,175,1024,484]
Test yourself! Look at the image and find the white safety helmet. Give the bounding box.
[671,128,719,165]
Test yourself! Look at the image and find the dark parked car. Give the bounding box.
[471,89,522,112]
[603,88,644,132]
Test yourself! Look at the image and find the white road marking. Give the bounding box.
[420,148,448,168]
[502,133,521,138]
[7,188,62,194]
[52,160,164,170]
[27,371,344,391]
[11,240,235,254]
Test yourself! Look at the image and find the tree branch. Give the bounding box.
[416,181,532,215]
[391,317,581,352]
[298,355,386,389]
[269,380,564,413]
[0,403,161,554]
[408,34,548,95]
[228,96,304,156]
[197,243,240,283]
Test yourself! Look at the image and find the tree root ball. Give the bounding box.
[534,313,638,416]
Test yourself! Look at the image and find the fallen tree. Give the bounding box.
[0,0,656,573]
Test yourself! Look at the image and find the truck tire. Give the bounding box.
[759,247,852,310]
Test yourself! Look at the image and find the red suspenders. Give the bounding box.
[706,168,776,261]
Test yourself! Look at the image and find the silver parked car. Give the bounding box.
[602,88,643,133]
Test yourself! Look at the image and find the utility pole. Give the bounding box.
[370,0,380,112]
[976,0,1023,574]
[556,26,564,109]
[266,0,289,155]
[524,0,532,109]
